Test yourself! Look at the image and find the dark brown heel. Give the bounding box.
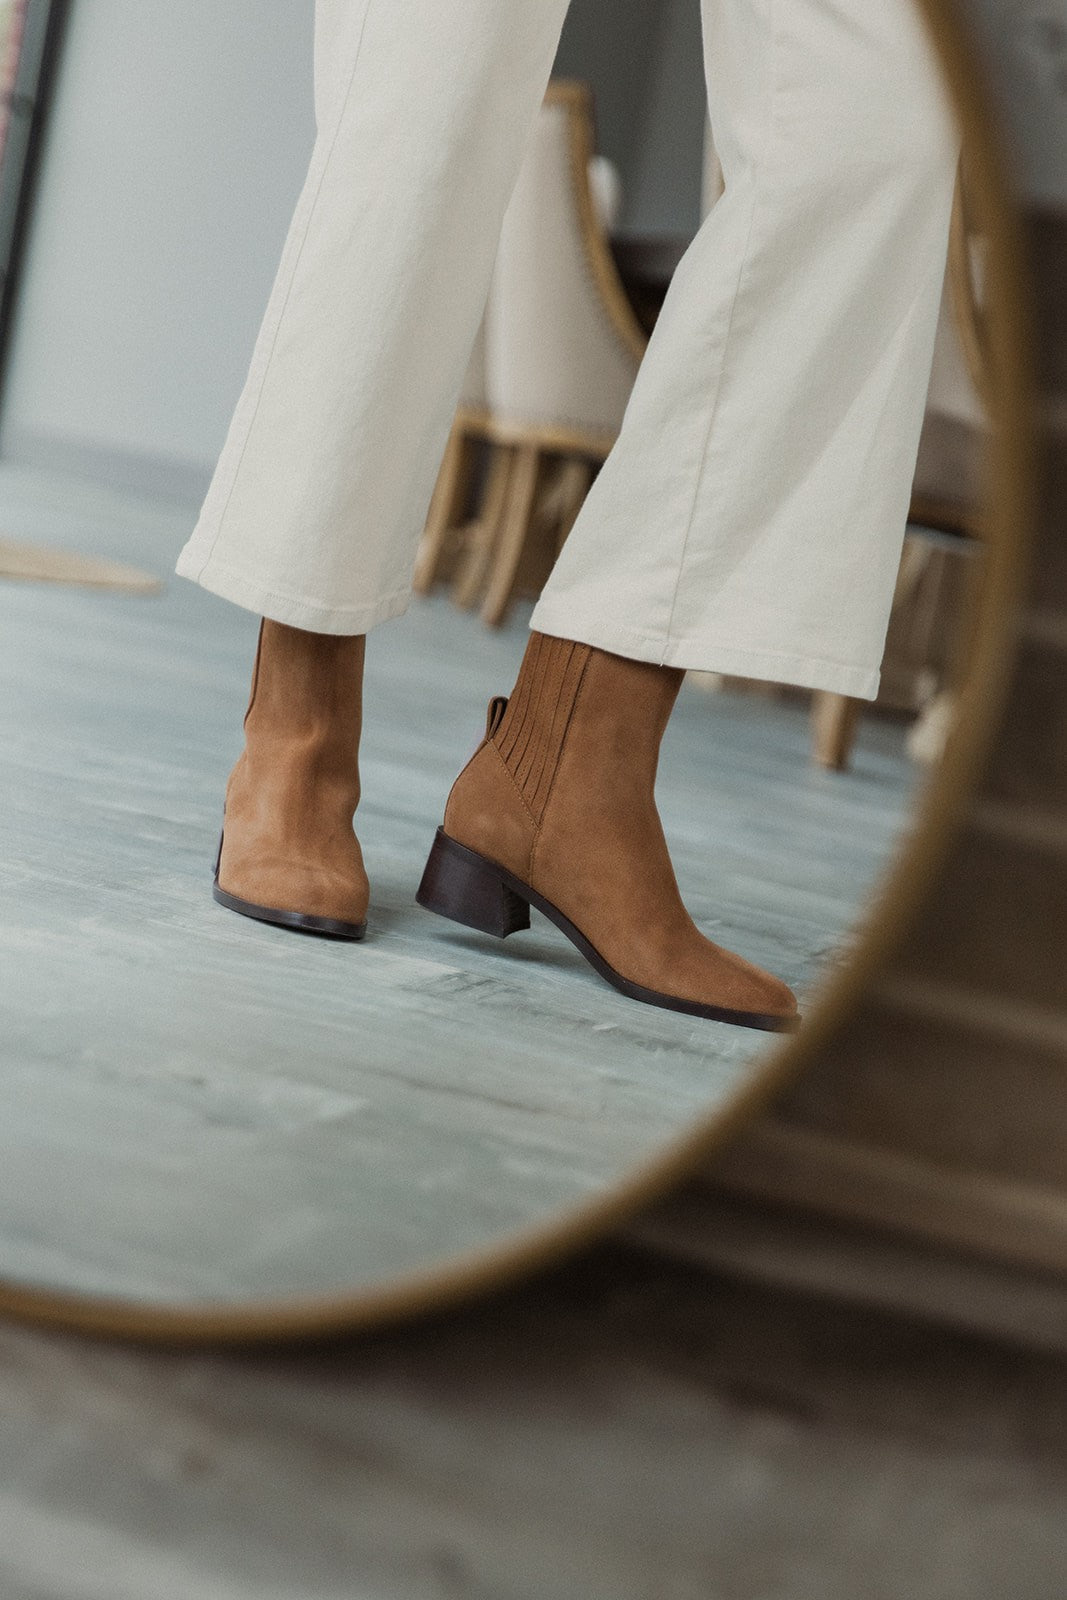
[416,829,531,938]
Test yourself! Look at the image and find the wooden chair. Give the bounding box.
[411,314,490,597]
[414,81,646,626]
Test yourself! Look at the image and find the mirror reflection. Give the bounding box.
[0,0,990,1314]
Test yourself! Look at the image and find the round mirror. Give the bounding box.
[0,0,1032,1339]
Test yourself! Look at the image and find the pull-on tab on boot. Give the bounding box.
[485,695,509,739]
[242,619,266,728]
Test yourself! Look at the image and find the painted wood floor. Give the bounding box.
[0,464,920,1307]
[3,1255,1066,1600]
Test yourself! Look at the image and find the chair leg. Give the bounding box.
[811,691,862,771]
[500,453,592,601]
[808,535,927,772]
[480,443,542,628]
[552,456,593,555]
[451,444,514,611]
[413,422,476,594]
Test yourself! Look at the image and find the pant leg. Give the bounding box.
[531,0,961,700]
[175,0,569,634]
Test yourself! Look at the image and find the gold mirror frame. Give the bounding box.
[0,0,1036,1343]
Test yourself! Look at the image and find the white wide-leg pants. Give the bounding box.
[176,0,960,701]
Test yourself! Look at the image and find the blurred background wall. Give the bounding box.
[0,0,708,508]
[0,0,321,501]
[554,0,706,235]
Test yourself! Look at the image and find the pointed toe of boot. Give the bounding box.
[214,838,369,940]
[673,941,801,1033]
[735,968,801,1033]
[600,936,802,1033]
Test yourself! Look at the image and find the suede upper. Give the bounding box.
[217,620,369,928]
[444,632,798,1022]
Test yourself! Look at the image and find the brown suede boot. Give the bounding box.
[418,632,799,1031]
[213,620,369,939]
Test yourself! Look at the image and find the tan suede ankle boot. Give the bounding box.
[213,620,368,939]
[418,632,799,1031]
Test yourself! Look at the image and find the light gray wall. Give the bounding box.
[965,0,1067,208]
[624,0,706,235]
[555,0,706,236]
[0,0,316,499]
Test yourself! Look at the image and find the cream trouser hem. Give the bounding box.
[175,0,961,703]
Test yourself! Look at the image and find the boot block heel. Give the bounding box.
[416,829,531,938]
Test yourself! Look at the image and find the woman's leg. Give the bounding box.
[190,0,570,938]
[531,0,961,702]
[426,0,958,1025]
[176,0,570,633]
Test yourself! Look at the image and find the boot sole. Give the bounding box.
[212,831,367,942]
[416,828,801,1034]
